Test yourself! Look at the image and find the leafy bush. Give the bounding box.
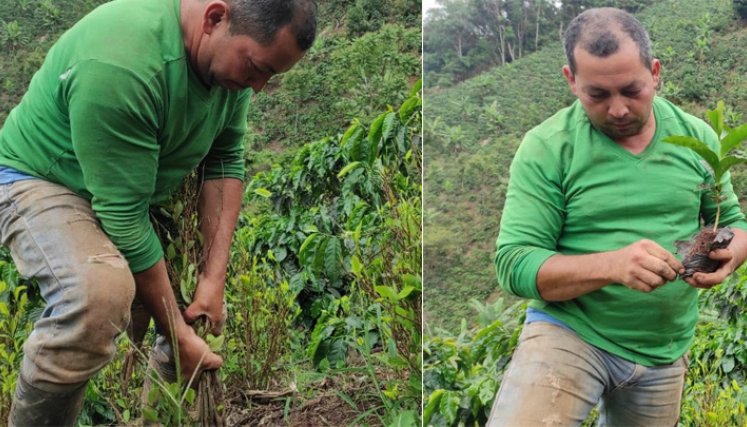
[423,298,524,426]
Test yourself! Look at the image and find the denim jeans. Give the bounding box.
[487,322,688,427]
[0,179,135,392]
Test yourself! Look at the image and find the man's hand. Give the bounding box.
[611,239,684,292]
[183,274,226,335]
[176,322,223,385]
[683,248,735,289]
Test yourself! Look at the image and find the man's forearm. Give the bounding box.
[537,239,683,301]
[536,252,617,301]
[133,258,190,339]
[197,177,243,285]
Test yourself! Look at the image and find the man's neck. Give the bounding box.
[613,111,657,155]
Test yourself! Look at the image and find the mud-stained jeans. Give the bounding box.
[0,179,135,392]
[487,322,688,427]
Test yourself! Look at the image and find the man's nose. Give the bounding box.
[608,97,629,119]
[608,96,629,119]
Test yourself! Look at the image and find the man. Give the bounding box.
[489,7,747,426]
[0,0,316,425]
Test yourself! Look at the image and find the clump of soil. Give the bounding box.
[675,226,734,278]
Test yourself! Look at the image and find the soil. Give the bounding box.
[675,226,734,278]
[222,372,385,426]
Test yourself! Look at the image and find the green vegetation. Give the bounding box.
[0,0,421,425]
[424,0,654,88]
[663,101,747,231]
[425,0,747,424]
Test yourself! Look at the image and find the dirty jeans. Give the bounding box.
[487,322,688,427]
[0,179,135,392]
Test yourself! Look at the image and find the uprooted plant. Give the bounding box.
[663,100,747,277]
[147,170,226,426]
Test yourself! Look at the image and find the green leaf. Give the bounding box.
[397,285,416,300]
[351,255,362,276]
[353,221,362,245]
[716,155,747,183]
[723,355,736,373]
[313,236,329,273]
[206,334,225,352]
[299,233,318,257]
[399,96,420,123]
[423,389,444,425]
[707,100,726,138]
[402,273,422,291]
[254,188,272,198]
[368,112,387,161]
[173,201,184,218]
[166,243,176,261]
[720,123,747,156]
[375,285,398,300]
[387,410,417,427]
[440,391,460,425]
[479,379,497,405]
[368,112,387,145]
[324,238,342,283]
[340,120,360,147]
[180,279,192,305]
[274,246,287,262]
[409,78,422,98]
[337,161,362,179]
[662,135,720,174]
[382,112,398,142]
[347,126,367,162]
[142,407,159,422]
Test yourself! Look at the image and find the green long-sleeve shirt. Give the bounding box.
[0,0,250,272]
[496,97,747,366]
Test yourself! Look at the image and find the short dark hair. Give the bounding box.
[228,0,317,51]
[564,7,652,75]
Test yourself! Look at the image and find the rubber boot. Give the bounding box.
[140,335,178,426]
[8,376,87,427]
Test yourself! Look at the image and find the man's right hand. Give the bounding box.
[610,239,684,292]
[176,322,223,385]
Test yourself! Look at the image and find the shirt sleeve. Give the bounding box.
[495,132,564,300]
[64,60,164,273]
[202,91,250,181]
[697,124,747,232]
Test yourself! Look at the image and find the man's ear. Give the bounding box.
[651,58,661,88]
[202,1,230,35]
[562,65,577,95]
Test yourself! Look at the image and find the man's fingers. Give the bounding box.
[645,243,684,274]
[709,248,733,261]
[632,270,664,291]
[638,255,677,281]
[628,277,655,293]
[204,351,223,370]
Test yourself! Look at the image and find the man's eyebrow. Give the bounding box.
[585,81,641,93]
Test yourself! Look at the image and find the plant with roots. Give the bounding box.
[663,100,747,277]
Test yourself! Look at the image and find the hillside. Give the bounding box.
[424,0,747,332]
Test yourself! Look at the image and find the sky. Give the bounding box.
[423,0,440,14]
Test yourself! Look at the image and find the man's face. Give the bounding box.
[562,37,660,141]
[195,8,305,92]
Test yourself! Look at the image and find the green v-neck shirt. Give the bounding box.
[496,97,747,365]
[0,0,251,272]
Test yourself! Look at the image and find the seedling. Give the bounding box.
[663,100,747,277]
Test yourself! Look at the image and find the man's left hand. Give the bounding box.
[183,275,226,335]
[683,248,734,289]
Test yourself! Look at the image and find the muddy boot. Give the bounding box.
[8,376,87,427]
[140,335,178,425]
